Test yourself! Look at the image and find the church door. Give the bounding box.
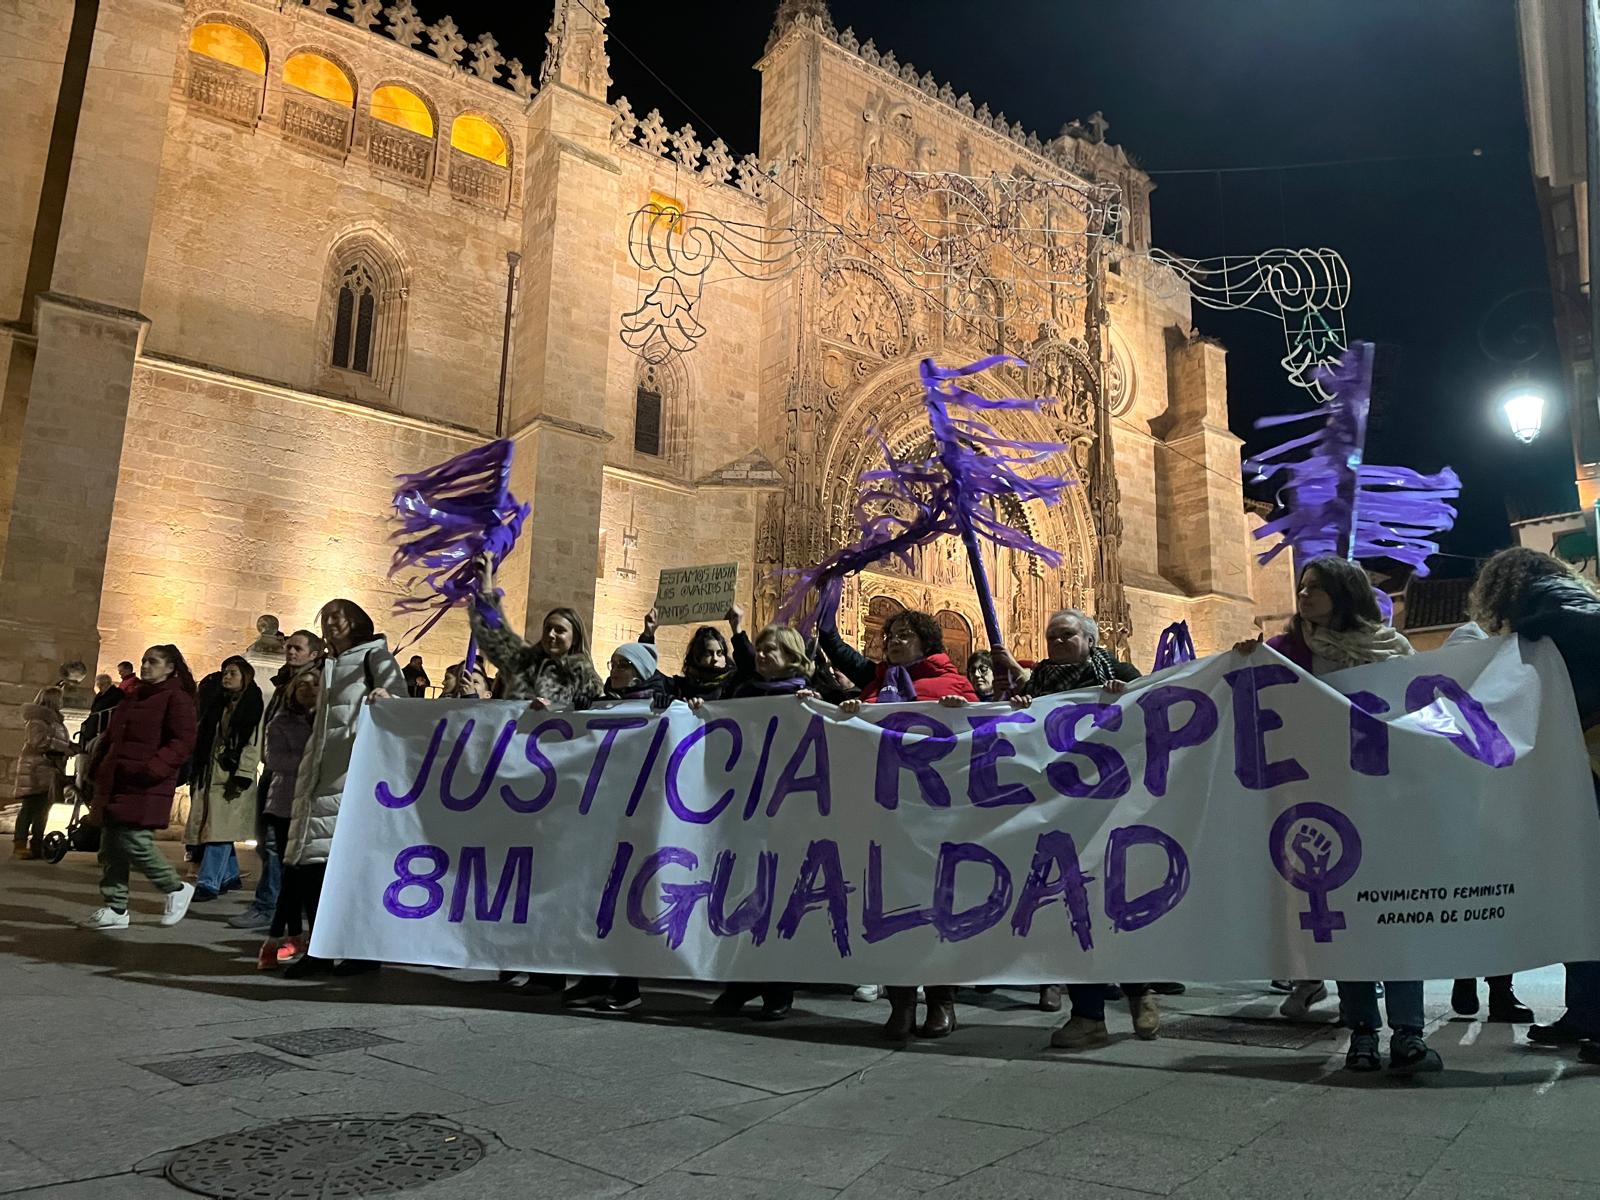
[937,609,973,673]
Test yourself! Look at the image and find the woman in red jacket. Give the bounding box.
[819,607,977,1039]
[82,644,199,930]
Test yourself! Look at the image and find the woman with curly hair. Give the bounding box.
[1467,547,1600,1056]
[819,605,977,1039]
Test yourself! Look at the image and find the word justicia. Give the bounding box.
[371,664,1516,824]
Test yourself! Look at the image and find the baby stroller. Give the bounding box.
[41,736,100,864]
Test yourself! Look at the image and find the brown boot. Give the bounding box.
[918,986,958,1038]
[883,986,918,1039]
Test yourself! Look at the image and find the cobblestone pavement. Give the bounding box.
[3,849,1598,1199]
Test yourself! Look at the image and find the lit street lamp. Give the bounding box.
[1501,386,1546,444]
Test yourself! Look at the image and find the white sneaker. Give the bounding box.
[1280,980,1328,1019]
[160,882,195,926]
[81,907,129,930]
[852,984,882,1003]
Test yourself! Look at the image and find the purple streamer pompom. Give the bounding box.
[1245,341,1460,577]
[1153,621,1197,672]
[778,355,1076,635]
[389,439,530,651]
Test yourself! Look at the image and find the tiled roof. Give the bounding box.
[1401,576,1472,631]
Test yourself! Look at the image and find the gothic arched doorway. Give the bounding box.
[862,595,905,661]
[937,610,972,673]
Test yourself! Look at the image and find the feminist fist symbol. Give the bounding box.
[1269,803,1362,943]
[1291,824,1333,879]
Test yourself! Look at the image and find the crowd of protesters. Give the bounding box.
[9,546,1600,1074]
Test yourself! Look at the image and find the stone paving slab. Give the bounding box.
[3,850,1599,1199]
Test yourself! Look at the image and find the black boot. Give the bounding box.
[1487,977,1534,1023]
[1451,978,1480,1016]
[883,986,918,1039]
[755,986,794,1022]
[712,982,762,1016]
[917,986,958,1039]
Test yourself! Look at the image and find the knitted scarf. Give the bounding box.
[1027,649,1118,697]
[874,664,919,704]
[1302,621,1413,670]
[734,674,810,698]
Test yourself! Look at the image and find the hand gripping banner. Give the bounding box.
[313,637,1600,985]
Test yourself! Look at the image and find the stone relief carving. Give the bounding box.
[819,263,905,357]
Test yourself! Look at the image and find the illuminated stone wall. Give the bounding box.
[0,0,1292,793]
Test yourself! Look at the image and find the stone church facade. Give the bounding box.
[0,0,1290,753]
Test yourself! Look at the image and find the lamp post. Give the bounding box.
[1500,385,1546,444]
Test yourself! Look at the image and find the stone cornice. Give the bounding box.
[757,14,1148,191]
[139,352,482,439]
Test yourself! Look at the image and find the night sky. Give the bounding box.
[429,0,1575,568]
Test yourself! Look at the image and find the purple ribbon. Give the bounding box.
[1153,621,1197,671]
[779,355,1075,637]
[388,439,530,652]
[1246,341,1460,577]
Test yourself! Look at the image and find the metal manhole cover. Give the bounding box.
[251,1028,399,1058]
[141,1052,298,1086]
[1161,1015,1342,1051]
[166,1116,484,1198]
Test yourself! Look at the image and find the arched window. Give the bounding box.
[281,51,354,157]
[185,21,266,125]
[371,85,432,135]
[632,360,689,474]
[317,231,409,404]
[331,260,377,374]
[368,84,434,186]
[448,114,511,210]
[450,114,507,165]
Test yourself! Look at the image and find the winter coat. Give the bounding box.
[469,600,602,707]
[184,693,263,845]
[284,636,405,867]
[1512,574,1600,728]
[262,709,312,820]
[90,675,198,829]
[1019,654,1142,698]
[818,627,979,703]
[14,701,71,799]
[79,685,123,744]
[641,629,756,701]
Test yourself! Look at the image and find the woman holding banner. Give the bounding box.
[1238,555,1439,1073]
[641,605,752,701]
[999,609,1149,1046]
[1466,547,1600,1057]
[820,606,977,1039]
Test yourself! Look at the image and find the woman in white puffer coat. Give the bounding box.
[281,598,405,978]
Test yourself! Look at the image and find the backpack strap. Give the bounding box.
[363,649,378,694]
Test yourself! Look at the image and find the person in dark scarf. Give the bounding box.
[702,624,818,1022]
[185,655,265,901]
[641,605,752,701]
[1005,609,1153,1047]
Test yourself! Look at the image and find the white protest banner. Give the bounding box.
[314,637,1600,984]
[652,563,737,625]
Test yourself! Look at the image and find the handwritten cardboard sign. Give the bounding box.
[653,563,737,625]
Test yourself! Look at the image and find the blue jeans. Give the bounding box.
[1067,983,1149,1022]
[249,819,283,914]
[1564,960,1600,1033]
[197,842,240,894]
[1337,980,1423,1033]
